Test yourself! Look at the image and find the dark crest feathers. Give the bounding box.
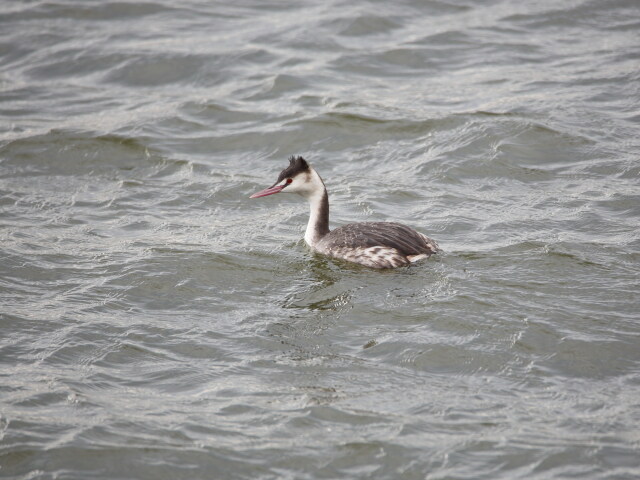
[275,155,310,184]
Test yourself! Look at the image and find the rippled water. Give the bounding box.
[1,1,640,479]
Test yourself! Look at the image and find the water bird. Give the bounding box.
[250,156,439,269]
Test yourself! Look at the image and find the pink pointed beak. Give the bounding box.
[250,184,285,198]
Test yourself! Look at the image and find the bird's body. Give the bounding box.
[315,222,438,269]
[250,156,439,269]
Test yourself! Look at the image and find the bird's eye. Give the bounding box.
[286,178,293,184]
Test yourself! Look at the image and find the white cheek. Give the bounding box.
[284,179,304,194]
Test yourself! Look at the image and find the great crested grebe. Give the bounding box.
[250,156,439,269]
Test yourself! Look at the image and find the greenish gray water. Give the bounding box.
[1,1,639,479]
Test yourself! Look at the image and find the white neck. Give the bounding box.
[302,169,330,247]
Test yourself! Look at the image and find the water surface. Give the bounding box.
[1,1,639,479]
